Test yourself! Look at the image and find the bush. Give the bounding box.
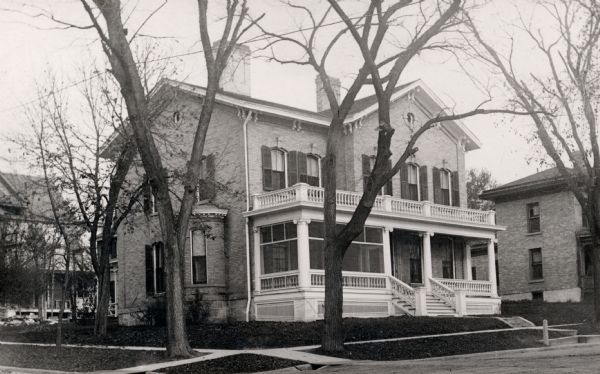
[136,298,167,326]
[187,290,209,325]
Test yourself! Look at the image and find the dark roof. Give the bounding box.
[480,167,573,201]
[0,171,54,219]
[317,81,417,117]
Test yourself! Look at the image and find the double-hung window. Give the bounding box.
[145,242,165,295]
[407,164,419,201]
[440,170,451,206]
[530,248,543,280]
[191,230,207,284]
[306,155,320,187]
[527,203,540,233]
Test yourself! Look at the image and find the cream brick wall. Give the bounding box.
[349,96,467,207]
[495,191,581,299]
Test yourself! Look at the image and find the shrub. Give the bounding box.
[187,290,209,325]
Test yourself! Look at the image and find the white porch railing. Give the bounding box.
[435,278,492,297]
[309,271,387,289]
[252,184,495,226]
[430,277,456,309]
[261,272,299,290]
[388,275,416,308]
[108,302,118,317]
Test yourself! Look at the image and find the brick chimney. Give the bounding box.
[215,42,251,97]
[315,75,341,112]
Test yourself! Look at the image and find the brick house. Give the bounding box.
[106,47,503,324]
[481,168,590,302]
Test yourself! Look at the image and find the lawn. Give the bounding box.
[312,329,570,361]
[501,300,598,334]
[0,343,171,371]
[0,316,507,349]
[159,354,305,374]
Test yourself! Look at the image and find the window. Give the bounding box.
[440,170,451,206]
[442,245,454,279]
[191,230,207,284]
[306,155,320,187]
[362,155,392,196]
[584,246,593,276]
[110,238,117,259]
[196,155,215,202]
[527,203,541,233]
[471,267,477,281]
[532,291,543,301]
[401,163,420,201]
[260,222,298,274]
[308,222,384,273]
[143,176,158,214]
[530,248,543,280]
[261,146,286,190]
[145,242,165,295]
[109,280,116,303]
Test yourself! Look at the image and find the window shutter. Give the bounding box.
[206,154,216,200]
[156,242,165,293]
[143,175,151,214]
[432,167,441,204]
[261,146,272,190]
[385,160,393,195]
[400,163,409,199]
[298,152,308,183]
[145,245,154,295]
[362,154,371,191]
[419,165,428,201]
[452,170,460,207]
[288,151,298,186]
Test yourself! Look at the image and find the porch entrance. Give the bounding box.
[391,230,423,285]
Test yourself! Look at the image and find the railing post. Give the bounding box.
[383,195,392,212]
[455,290,467,316]
[253,227,262,293]
[296,183,309,202]
[252,194,260,210]
[382,227,393,289]
[464,244,473,281]
[414,286,428,316]
[422,201,432,217]
[488,210,496,225]
[487,239,498,297]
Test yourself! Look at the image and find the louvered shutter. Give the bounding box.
[419,165,428,201]
[298,152,308,183]
[452,170,460,207]
[362,154,371,191]
[288,151,298,186]
[145,245,154,295]
[433,167,441,204]
[385,160,393,195]
[400,163,409,199]
[261,146,272,190]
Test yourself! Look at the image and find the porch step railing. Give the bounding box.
[435,278,492,297]
[429,277,456,309]
[388,275,416,309]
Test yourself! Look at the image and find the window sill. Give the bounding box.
[525,232,542,236]
[529,279,544,284]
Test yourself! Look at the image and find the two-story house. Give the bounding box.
[481,167,590,302]
[107,46,503,325]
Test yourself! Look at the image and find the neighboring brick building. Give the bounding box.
[481,168,590,302]
[106,46,504,324]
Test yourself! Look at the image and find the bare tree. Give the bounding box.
[259,0,535,351]
[73,0,261,356]
[465,0,600,324]
[467,168,497,210]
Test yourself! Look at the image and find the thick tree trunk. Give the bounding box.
[95,262,111,335]
[322,241,345,351]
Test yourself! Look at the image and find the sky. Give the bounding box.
[0,0,551,185]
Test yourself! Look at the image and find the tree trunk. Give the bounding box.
[95,262,111,335]
[322,241,345,351]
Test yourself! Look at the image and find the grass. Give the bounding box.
[159,354,305,373]
[501,300,598,334]
[0,343,171,371]
[312,329,570,361]
[0,316,507,349]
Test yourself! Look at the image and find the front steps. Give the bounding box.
[392,292,456,316]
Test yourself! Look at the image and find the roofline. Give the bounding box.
[480,177,569,200]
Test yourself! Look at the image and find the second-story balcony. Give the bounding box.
[248,183,496,228]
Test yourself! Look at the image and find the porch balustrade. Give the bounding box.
[260,272,299,290]
[309,270,387,289]
[252,184,495,226]
[435,278,492,297]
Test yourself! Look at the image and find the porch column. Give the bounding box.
[422,232,433,291]
[382,227,393,289]
[487,239,498,297]
[253,227,262,293]
[464,244,472,281]
[296,218,311,289]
